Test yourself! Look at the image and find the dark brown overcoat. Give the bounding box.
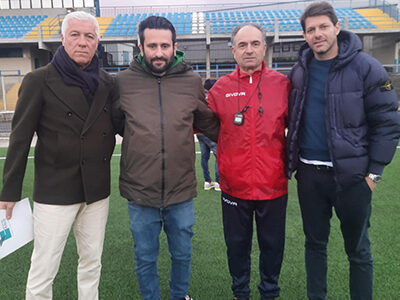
[0,63,116,205]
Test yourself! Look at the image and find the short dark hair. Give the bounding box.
[138,16,176,45]
[300,1,338,32]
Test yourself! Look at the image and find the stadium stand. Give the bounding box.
[24,16,114,39]
[99,8,380,37]
[2,7,400,40]
[0,15,47,38]
[356,8,400,29]
[25,16,59,39]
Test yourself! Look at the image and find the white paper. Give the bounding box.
[0,198,34,260]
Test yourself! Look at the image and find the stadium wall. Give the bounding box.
[366,34,399,65]
[0,45,52,75]
[0,47,34,74]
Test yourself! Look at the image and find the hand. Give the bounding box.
[365,176,377,192]
[0,201,16,219]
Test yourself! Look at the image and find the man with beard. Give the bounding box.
[112,16,219,300]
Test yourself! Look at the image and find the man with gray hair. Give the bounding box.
[206,24,291,300]
[0,11,116,300]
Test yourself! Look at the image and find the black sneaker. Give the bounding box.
[181,295,193,300]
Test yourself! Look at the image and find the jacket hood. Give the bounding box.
[129,49,190,75]
[297,30,362,70]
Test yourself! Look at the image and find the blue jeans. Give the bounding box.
[128,199,195,300]
[197,134,219,183]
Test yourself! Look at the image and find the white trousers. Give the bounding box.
[26,197,109,300]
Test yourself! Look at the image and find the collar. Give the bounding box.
[237,61,265,82]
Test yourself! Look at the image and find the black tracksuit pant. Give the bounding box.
[221,192,287,300]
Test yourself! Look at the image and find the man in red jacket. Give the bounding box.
[207,24,291,300]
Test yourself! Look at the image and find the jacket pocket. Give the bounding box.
[332,92,368,147]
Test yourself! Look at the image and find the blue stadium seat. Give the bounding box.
[0,14,48,39]
[184,12,191,34]
[0,7,379,39]
[140,13,148,22]
[224,12,229,21]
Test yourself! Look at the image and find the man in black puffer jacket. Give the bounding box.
[286,2,400,299]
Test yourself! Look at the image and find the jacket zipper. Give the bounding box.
[250,76,256,199]
[290,66,308,178]
[157,77,166,206]
[324,62,339,186]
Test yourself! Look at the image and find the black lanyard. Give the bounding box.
[236,69,263,116]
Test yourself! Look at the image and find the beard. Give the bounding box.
[143,52,175,75]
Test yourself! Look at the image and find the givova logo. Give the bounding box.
[222,197,238,206]
[225,91,246,98]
